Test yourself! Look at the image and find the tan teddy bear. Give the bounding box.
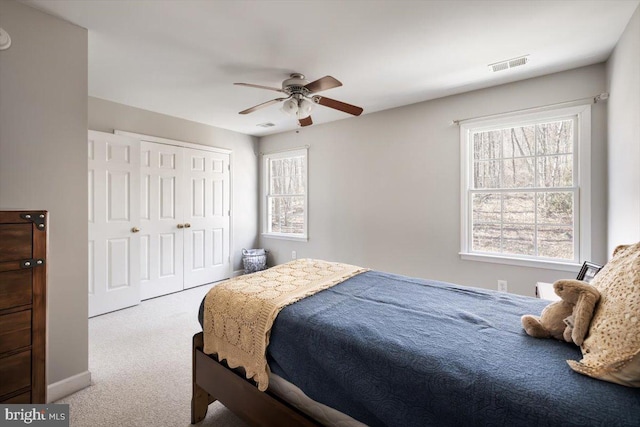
[522,279,600,346]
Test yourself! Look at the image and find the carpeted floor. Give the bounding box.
[56,284,250,427]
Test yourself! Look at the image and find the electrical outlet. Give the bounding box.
[498,280,508,293]
[291,250,297,260]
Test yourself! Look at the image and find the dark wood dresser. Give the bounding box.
[0,211,47,403]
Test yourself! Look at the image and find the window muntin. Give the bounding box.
[464,113,583,263]
[263,149,308,239]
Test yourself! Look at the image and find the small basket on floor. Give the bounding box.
[242,248,268,274]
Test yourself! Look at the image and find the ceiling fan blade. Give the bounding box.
[299,116,313,127]
[313,96,363,116]
[239,98,287,115]
[304,76,342,94]
[234,82,285,93]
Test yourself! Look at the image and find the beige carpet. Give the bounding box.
[56,284,250,427]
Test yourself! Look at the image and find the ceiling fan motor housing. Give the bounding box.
[282,73,310,96]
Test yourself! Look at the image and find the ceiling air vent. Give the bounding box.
[489,55,529,72]
[256,122,275,128]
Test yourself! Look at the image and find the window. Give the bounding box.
[460,105,591,269]
[262,148,308,240]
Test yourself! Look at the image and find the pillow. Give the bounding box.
[567,242,640,387]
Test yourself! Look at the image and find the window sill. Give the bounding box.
[459,252,581,272]
[262,233,308,242]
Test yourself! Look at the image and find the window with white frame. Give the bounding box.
[262,148,308,240]
[460,105,591,267]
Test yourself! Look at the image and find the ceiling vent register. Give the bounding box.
[489,55,529,72]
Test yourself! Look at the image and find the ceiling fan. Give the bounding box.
[235,73,363,127]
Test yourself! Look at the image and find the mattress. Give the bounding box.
[268,372,366,427]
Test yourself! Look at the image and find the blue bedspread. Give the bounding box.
[263,271,640,427]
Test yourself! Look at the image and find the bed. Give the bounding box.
[192,260,640,427]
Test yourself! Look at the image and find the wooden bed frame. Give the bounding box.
[191,332,323,426]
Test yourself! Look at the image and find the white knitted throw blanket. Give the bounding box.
[203,259,368,391]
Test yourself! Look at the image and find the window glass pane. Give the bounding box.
[503,193,535,223]
[537,120,573,155]
[269,156,306,195]
[473,160,500,189]
[472,223,501,253]
[291,170,305,194]
[502,157,534,188]
[502,224,535,256]
[270,158,283,178]
[537,192,573,225]
[473,131,501,160]
[268,196,305,234]
[270,177,284,195]
[503,126,535,158]
[538,226,573,260]
[472,193,501,223]
[537,154,573,187]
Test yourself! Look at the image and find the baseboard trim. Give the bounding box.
[47,370,92,402]
[232,269,244,277]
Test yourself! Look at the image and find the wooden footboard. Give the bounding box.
[191,332,322,426]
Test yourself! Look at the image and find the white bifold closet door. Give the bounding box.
[88,131,141,317]
[139,142,185,300]
[183,148,230,289]
[139,140,231,299]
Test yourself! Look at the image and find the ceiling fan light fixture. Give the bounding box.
[297,98,313,119]
[280,98,298,116]
[0,28,11,50]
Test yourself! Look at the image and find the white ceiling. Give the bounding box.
[21,0,639,137]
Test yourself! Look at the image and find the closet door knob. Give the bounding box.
[184,223,191,228]
[177,224,185,229]
[131,227,140,233]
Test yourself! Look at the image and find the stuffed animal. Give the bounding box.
[522,279,600,346]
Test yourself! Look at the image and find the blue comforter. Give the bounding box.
[263,271,640,427]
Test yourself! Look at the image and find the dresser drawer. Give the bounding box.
[0,269,32,311]
[1,391,31,404]
[0,224,32,263]
[0,350,31,398]
[0,310,31,354]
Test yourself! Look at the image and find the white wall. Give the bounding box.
[606,5,640,255]
[88,97,259,272]
[259,64,607,297]
[0,0,89,391]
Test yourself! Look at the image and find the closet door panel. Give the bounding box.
[139,141,184,300]
[88,131,141,317]
[183,149,230,288]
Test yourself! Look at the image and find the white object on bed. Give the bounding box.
[536,282,560,301]
[268,373,367,427]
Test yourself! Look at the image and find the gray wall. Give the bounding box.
[88,97,259,272]
[259,64,608,297]
[606,5,640,255]
[0,0,88,386]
